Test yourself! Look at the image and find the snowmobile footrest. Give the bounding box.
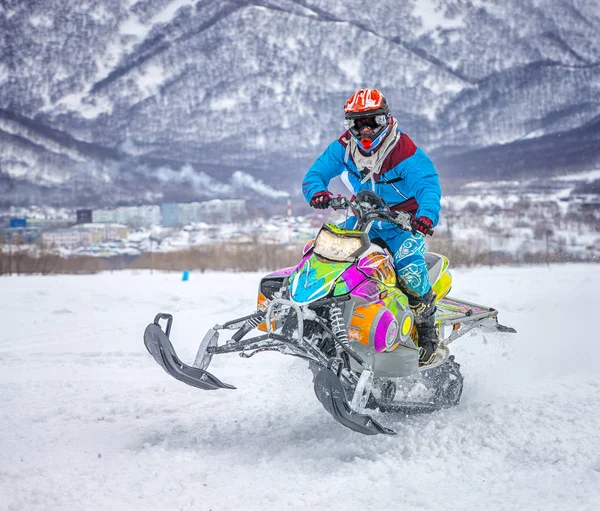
[313,361,396,436]
[144,315,235,391]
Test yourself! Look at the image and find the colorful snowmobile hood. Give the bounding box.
[288,256,352,304]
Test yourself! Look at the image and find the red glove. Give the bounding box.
[310,190,333,209]
[411,216,434,235]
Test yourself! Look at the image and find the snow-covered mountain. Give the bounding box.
[2,0,600,207]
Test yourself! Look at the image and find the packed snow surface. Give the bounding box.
[1,265,600,510]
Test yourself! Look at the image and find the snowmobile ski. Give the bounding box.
[143,313,235,391]
[313,358,396,436]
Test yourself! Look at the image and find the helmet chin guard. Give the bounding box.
[352,124,391,154]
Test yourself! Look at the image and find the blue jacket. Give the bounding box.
[302,127,441,226]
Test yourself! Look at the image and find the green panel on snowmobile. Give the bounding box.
[334,279,350,296]
[323,222,364,236]
[289,255,352,304]
[385,288,409,313]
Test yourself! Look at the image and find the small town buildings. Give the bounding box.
[41,224,128,248]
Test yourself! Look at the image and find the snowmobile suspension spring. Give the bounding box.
[329,304,348,344]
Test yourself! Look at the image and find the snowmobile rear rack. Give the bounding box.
[437,296,516,344]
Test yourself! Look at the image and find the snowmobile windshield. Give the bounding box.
[313,223,370,262]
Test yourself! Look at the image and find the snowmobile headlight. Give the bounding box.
[313,223,369,262]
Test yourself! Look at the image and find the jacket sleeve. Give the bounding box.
[302,140,347,203]
[400,148,442,226]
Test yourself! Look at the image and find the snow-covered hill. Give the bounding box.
[1,265,599,510]
[2,0,600,207]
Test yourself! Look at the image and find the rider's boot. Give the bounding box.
[408,288,439,366]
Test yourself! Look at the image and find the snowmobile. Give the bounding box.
[143,191,516,435]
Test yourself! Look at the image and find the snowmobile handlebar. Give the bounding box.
[329,192,434,236]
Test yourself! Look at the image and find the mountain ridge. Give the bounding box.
[1,0,599,207]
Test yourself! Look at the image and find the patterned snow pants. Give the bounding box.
[342,218,432,297]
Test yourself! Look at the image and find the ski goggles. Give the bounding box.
[344,114,388,132]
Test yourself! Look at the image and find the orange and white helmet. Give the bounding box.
[344,88,392,154]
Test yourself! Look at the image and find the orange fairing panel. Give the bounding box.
[349,304,383,346]
[357,252,396,286]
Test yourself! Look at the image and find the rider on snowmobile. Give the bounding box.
[302,88,442,365]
